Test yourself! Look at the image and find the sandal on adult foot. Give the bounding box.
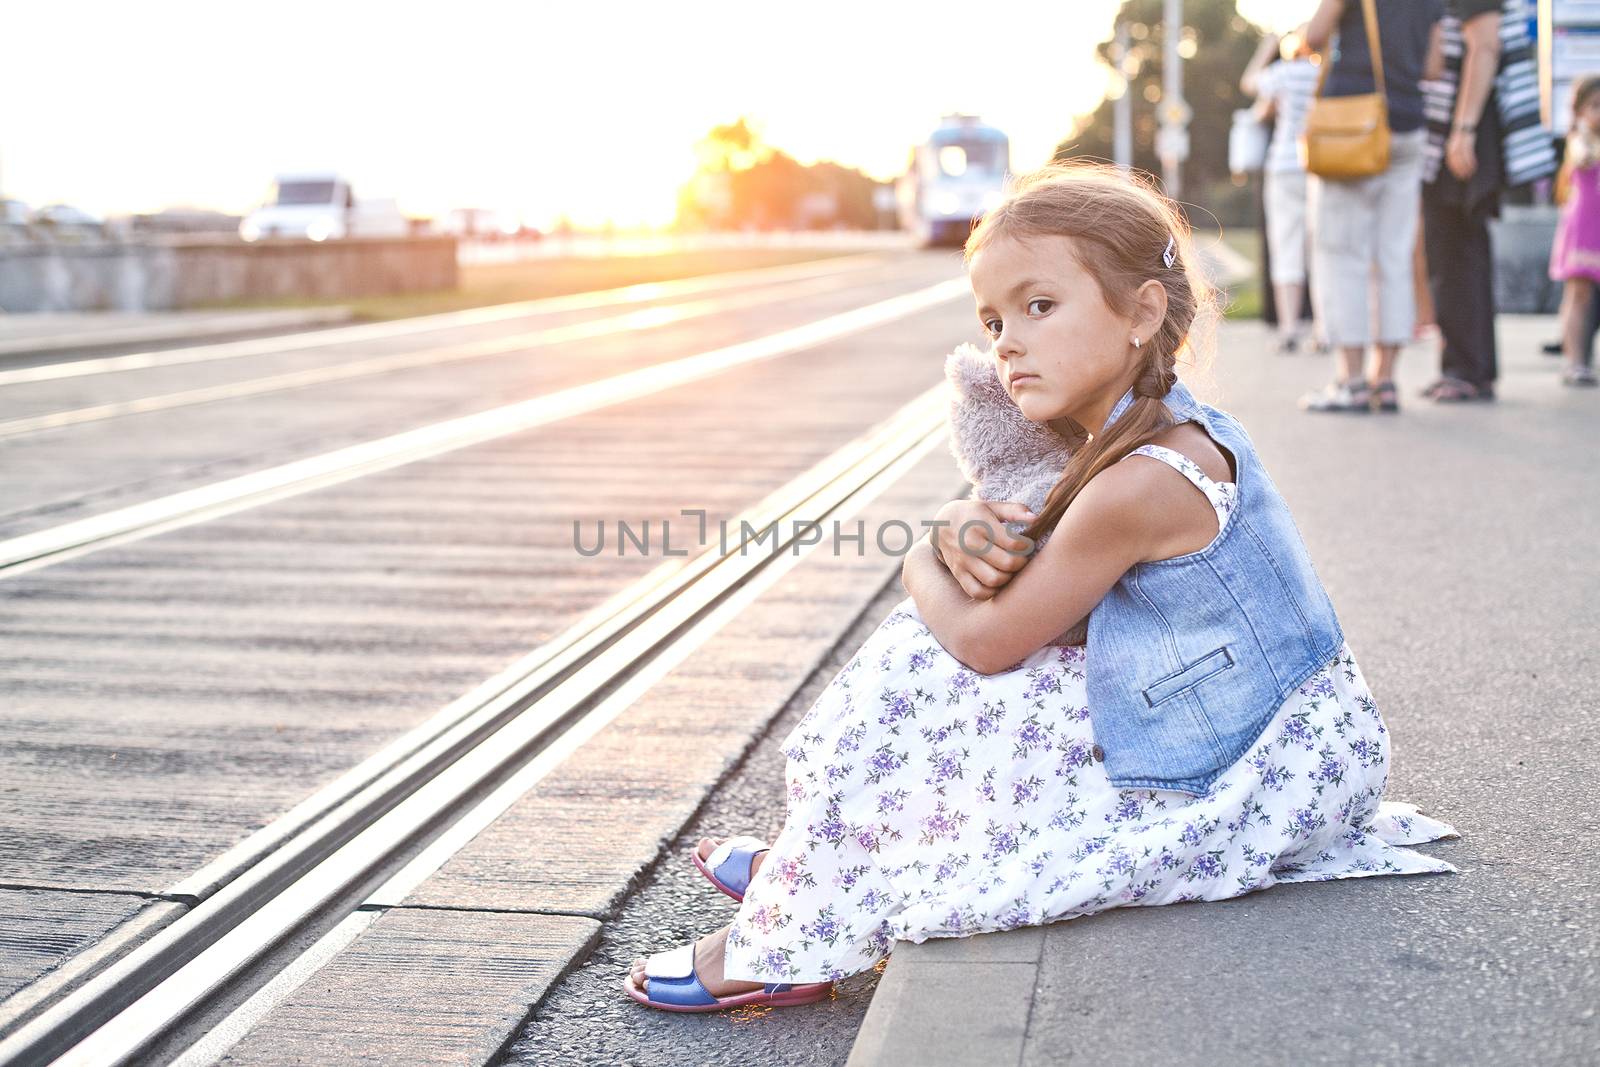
[1298,379,1372,413]
[623,941,833,1013]
[1370,379,1399,412]
[1562,363,1599,386]
[1426,376,1493,402]
[692,836,769,902]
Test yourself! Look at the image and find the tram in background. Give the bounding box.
[895,114,1011,248]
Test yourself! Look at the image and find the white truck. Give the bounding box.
[239,173,409,241]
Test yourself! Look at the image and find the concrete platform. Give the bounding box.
[213,910,599,1066]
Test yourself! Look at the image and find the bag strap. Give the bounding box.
[1314,0,1386,100]
[1363,0,1386,99]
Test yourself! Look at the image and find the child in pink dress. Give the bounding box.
[1549,75,1600,387]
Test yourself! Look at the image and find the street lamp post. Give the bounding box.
[1114,20,1132,171]
[1157,0,1190,197]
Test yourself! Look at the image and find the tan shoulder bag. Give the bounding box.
[1301,0,1391,179]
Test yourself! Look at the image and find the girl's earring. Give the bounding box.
[1132,336,1142,349]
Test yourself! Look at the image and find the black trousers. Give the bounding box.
[1422,191,1499,388]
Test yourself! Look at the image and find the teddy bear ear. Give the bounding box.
[945,341,995,396]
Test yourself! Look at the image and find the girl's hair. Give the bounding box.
[1571,74,1600,131]
[962,160,1220,549]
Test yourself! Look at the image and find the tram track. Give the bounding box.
[0,265,897,441]
[0,384,949,1067]
[0,277,968,578]
[0,252,889,389]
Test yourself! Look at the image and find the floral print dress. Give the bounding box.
[721,444,1458,984]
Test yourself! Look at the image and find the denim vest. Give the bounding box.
[1085,379,1346,795]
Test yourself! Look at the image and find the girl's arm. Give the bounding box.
[924,465,1162,676]
[902,539,991,671]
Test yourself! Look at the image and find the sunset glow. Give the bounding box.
[0,0,1148,230]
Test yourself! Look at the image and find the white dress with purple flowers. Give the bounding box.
[721,444,1458,985]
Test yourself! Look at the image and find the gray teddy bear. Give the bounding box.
[943,340,1087,648]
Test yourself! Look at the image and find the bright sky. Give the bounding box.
[0,0,1313,230]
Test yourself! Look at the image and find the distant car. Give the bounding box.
[240,173,409,241]
[0,198,33,245]
[33,203,103,226]
[30,203,105,241]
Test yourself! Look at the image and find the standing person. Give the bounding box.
[1412,215,1439,340]
[1548,76,1600,387]
[1242,27,1322,354]
[1418,0,1505,402]
[1300,0,1445,415]
[622,162,1456,1013]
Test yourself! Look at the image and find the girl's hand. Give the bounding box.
[931,498,1039,601]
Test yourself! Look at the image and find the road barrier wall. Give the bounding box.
[0,235,458,312]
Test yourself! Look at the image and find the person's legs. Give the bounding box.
[1369,131,1424,385]
[1266,168,1310,348]
[1561,277,1593,372]
[1423,189,1474,384]
[1370,342,1401,384]
[1275,282,1305,344]
[1461,205,1500,390]
[1424,189,1499,396]
[1413,208,1436,336]
[1337,344,1365,381]
[1302,173,1379,410]
[1585,283,1600,368]
[1311,173,1375,356]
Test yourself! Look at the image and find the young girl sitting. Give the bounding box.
[624,161,1458,1012]
[1550,75,1600,388]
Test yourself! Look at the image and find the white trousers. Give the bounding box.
[1264,168,1309,286]
[1308,128,1426,347]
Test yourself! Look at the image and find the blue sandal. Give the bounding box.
[623,940,833,1013]
[692,836,770,902]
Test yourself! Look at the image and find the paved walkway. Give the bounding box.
[849,314,1599,1066]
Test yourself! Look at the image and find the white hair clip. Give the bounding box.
[1162,235,1177,269]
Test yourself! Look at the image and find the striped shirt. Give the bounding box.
[1421,0,1555,187]
[1255,59,1321,172]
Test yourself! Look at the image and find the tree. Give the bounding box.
[678,116,890,231]
[1056,0,1264,222]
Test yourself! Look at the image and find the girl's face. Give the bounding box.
[968,232,1149,434]
[1579,91,1600,134]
